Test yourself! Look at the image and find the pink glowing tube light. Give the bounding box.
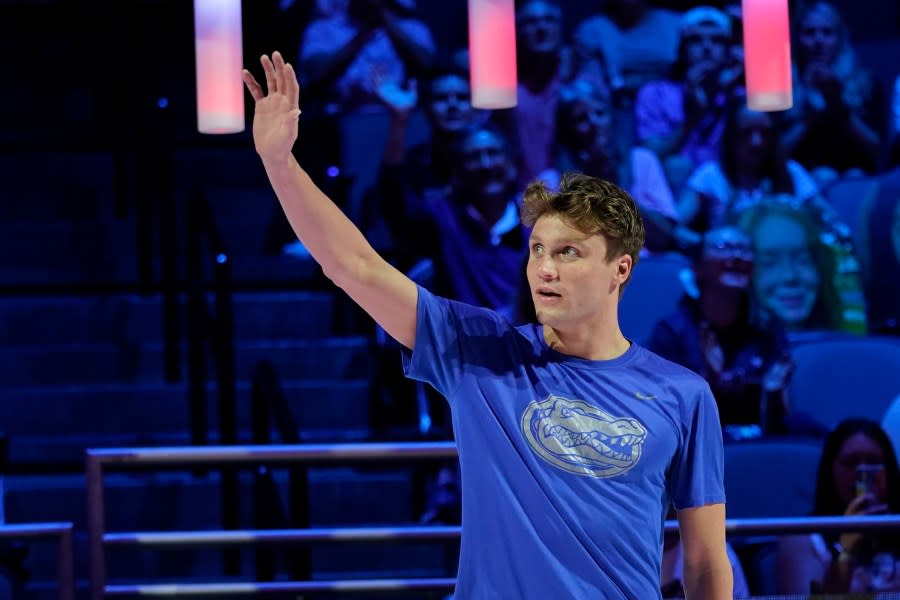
[194,0,245,134]
[468,0,518,109]
[742,0,793,111]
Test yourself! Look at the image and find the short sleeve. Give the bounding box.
[401,286,516,401]
[666,381,726,509]
[786,160,821,203]
[630,147,678,220]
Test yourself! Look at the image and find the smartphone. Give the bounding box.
[856,464,885,498]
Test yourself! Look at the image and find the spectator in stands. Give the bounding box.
[634,6,741,196]
[495,0,573,188]
[376,117,526,317]
[780,1,886,185]
[891,74,900,167]
[676,102,821,247]
[736,199,867,334]
[776,419,900,594]
[573,0,681,102]
[269,0,436,257]
[385,59,477,218]
[298,0,435,111]
[540,77,678,251]
[858,166,900,336]
[645,226,796,435]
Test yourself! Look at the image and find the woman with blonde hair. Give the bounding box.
[780,1,886,183]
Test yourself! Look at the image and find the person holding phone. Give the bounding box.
[776,419,900,594]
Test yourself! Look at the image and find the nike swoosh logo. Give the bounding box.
[635,392,657,401]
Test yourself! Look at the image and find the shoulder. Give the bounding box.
[646,8,682,28]
[630,145,663,168]
[636,79,681,101]
[786,160,820,198]
[686,161,725,190]
[635,344,707,388]
[575,14,615,37]
[396,16,434,40]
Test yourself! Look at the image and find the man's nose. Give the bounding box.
[537,257,557,279]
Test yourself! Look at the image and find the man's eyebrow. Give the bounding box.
[529,235,591,245]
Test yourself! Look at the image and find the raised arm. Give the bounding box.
[242,52,418,349]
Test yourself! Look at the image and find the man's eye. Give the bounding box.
[563,247,579,257]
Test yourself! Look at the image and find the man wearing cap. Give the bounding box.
[634,6,740,195]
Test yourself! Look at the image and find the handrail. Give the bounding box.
[248,360,310,582]
[88,441,458,466]
[87,441,900,598]
[0,522,74,600]
[183,184,240,574]
[98,515,900,548]
[104,578,457,596]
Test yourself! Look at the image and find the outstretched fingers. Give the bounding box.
[272,51,287,98]
[242,69,264,101]
[283,62,301,109]
[245,52,299,116]
[261,53,277,95]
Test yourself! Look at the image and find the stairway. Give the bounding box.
[0,149,454,598]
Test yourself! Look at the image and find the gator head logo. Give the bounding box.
[521,394,647,478]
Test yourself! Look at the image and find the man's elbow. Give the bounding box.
[322,251,376,292]
[682,552,733,599]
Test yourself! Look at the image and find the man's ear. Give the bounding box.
[617,254,633,283]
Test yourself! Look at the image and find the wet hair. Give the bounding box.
[812,419,900,517]
[521,172,645,290]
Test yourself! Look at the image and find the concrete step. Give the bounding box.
[0,152,115,221]
[1,379,373,464]
[8,466,433,585]
[0,336,373,386]
[0,290,338,345]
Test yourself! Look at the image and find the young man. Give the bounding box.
[242,51,733,599]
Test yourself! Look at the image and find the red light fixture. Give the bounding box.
[194,0,245,134]
[742,0,793,111]
[468,0,518,109]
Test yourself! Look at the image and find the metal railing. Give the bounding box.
[0,522,74,600]
[86,441,900,598]
[248,360,310,582]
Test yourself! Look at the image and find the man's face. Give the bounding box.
[527,214,629,330]
[458,130,511,198]
[428,75,473,134]
[682,23,730,69]
[516,1,562,55]
[799,7,840,66]
[752,215,820,326]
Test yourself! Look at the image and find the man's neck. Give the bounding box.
[543,319,630,361]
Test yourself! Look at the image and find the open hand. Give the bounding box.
[242,51,301,164]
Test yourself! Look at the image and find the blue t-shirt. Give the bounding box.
[403,287,725,599]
